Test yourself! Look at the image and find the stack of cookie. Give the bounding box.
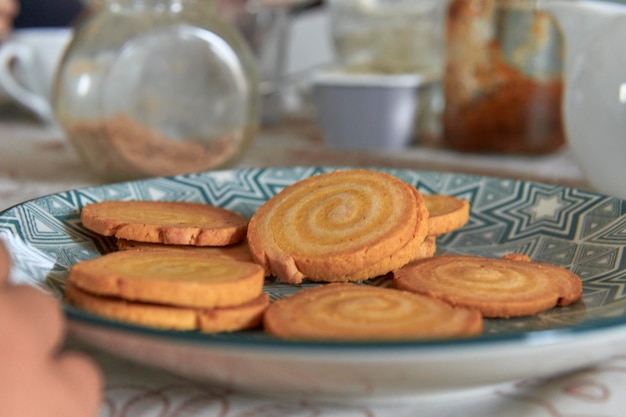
[65,201,268,332]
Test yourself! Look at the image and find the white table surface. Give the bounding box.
[3,110,625,417]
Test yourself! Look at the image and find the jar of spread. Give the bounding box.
[53,0,259,181]
[443,0,565,154]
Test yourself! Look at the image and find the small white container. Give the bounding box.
[312,71,437,151]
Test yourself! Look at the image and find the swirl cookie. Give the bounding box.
[247,169,429,284]
[394,254,583,318]
[68,250,264,309]
[65,281,269,332]
[263,283,482,341]
[423,194,470,236]
[81,201,248,246]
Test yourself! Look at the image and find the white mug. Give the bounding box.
[0,28,72,123]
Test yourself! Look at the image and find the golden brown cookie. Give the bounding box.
[81,201,248,246]
[116,238,254,263]
[423,194,470,236]
[394,254,583,318]
[263,283,482,341]
[65,281,269,332]
[68,250,264,309]
[247,169,429,284]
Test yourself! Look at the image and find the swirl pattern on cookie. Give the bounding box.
[247,170,428,283]
[81,201,248,246]
[263,283,482,340]
[394,254,583,318]
[68,250,264,309]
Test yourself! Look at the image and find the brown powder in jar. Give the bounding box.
[443,0,566,154]
[66,114,254,181]
[443,54,565,154]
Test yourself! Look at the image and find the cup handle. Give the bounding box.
[0,43,55,123]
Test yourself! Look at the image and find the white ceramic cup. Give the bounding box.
[0,28,72,123]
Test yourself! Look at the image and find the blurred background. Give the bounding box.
[2,0,566,153]
[1,0,600,194]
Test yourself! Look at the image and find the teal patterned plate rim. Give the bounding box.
[1,166,625,352]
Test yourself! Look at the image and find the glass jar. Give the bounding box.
[443,0,565,154]
[53,0,259,181]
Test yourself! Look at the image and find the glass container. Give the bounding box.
[53,0,259,181]
[443,0,565,154]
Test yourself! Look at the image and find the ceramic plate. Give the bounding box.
[2,167,626,403]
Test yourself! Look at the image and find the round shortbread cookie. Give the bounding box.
[247,169,428,284]
[423,194,470,236]
[116,238,254,263]
[65,281,269,332]
[394,254,583,318]
[263,283,482,341]
[68,250,264,309]
[81,201,248,246]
